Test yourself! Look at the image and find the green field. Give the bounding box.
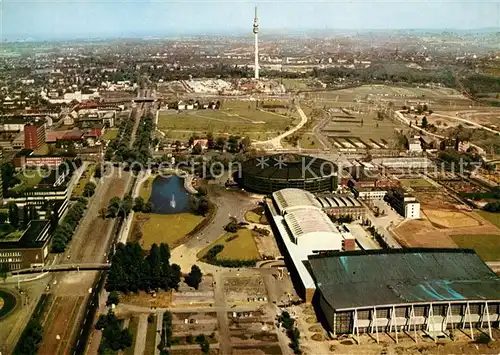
[400,178,434,188]
[282,78,311,91]
[158,100,298,140]
[71,164,95,197]
[451,234,500,261]
[130,212,204,250]
[138,176,156,200]
[478,211,500,229]
[198,229,260,261]
[103,128,119,140]
[124,316,140,355]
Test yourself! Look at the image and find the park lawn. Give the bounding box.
[451,234,500,261]
[400,178,433,188]
[11,171,44,193]
[144,317,158,355]
[71,164,95,197]
[139,176,156,200]
[158,103,296,137]
[124,316,140,355]
[478,211,500,229]
[103,128,119,140]
[198,228,260,261]
[132,212,204,250]
[299,134,322,149]
[245,210,261,224]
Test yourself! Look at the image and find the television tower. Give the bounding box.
[253,6,259,80]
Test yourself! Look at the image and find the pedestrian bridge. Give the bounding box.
[12,263,111,275]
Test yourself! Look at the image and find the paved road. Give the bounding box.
[252,104,309,149]
[433,112,500,136]
[133,314,148,355]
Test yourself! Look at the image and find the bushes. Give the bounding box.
[367,226,389,249]
[184,265,203,290]
[202,244,257,267]
[51,200,87,253]
[95,311,133,354]
[83,182,96,197]
[278,311,302,354]
[483,201,500,213]
[13,318,43,355]
[158,311,173,351]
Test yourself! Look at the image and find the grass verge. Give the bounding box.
[144,316,158,355]
[197,228,260,261]
[451,234,500,261]
[124,316,140,355]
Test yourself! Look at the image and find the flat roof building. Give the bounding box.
[307,249,500,341]
[0,220,51,270]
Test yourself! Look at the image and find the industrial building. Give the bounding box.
[307,249,500,341]
[0,220,51,270]
[240,154,338,194]
[266,188,355,302]
[384,188,420,219]
[316,194,365,219]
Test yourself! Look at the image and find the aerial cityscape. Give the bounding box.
[0,2,500,355]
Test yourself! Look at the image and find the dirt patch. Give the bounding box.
[311,333,324,341]
[423,209,481,228]
[120,290,172,308]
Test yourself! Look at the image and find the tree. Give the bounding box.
[421,116,428,129]
[106,291,120,307]
[83,182,97,197]
[7,202,19,229]
[133,196,145,212]
[224,217,238,233]
[143,201,153,213]
[192,143,203,155]
[94,166,102,178]
[185,265,203,290]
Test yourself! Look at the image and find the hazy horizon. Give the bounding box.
[2,0,500,41]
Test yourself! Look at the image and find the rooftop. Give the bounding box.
[273,188,321,215]
[0,220,51,249]
[284,208,339,240]
[308,248,500,311]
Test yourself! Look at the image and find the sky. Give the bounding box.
[2,0,500,41]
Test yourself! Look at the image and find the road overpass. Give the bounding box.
[12,263,110,275]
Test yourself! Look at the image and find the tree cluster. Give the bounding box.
[130,114,154,167]
[202,244,257,268]
[329,214,354,224]
[158,311,173,352]
[95,311,133,354]
[105,115,135,162]
[132,196,153,213]
[483,201,500,213]
[184,265,203,290]
[83,182,97,197]
[278,311,302,355]
[189,194,210,216]
[106,242,181,293]
[367,226,389,249]
[1,162,20,191]
[51,199,87,253]
[106,195,133,218]
[13,318,44,355]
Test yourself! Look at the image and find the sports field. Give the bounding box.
[198,229,260,261]
[400,178,434,188]
[451,234,500,261]
[478,211,500,229]
[158,100,298,140]
[129,212,204,250]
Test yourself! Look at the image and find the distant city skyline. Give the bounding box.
[2,0,500,41]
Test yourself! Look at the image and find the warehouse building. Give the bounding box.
[266,188,355,302]
[307,249,500,342]
[316,194,365,219]
[384,188,420,219]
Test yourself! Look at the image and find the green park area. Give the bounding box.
[130,212,204,250]
[400,178,434,188]
[158,100,298,140]
[478,211,500,229]
[451,234,500,261]
[71,164,95,198]
[138,176,156,200]
[10,171,43,193]
[103,128,119,140]
[198,229,260,262]
[244,206,268,225]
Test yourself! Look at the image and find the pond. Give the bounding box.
[148,175,190,214]
[0,289,17,319]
